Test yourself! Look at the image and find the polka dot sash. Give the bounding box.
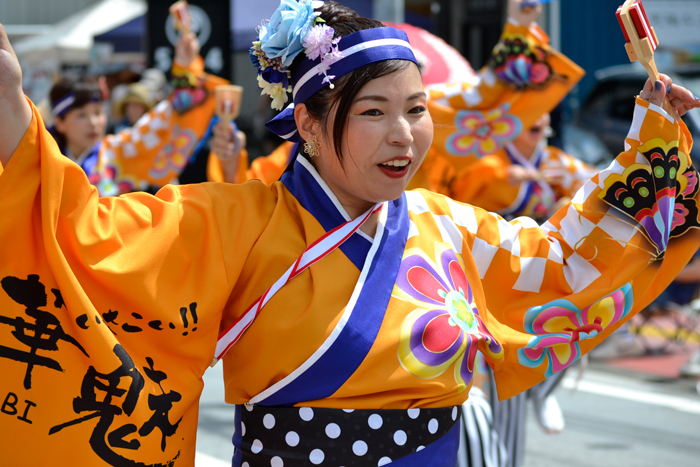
[234,404,460,466]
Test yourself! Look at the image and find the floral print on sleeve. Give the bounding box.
[395,243,503,393]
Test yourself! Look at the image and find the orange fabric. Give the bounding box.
[451,145,597,216]
[1,98,699,464]
[207,148,250,183]
[89,56,228,195]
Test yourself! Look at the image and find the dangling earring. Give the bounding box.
[304,135,320,158]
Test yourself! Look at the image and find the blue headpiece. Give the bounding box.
[251,0,417,142]
[51,89,104,118]
[52,93,77,118]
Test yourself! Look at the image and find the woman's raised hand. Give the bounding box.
[0,24,32,168]
[508,0,542,26]
[211,120,245,160]
[174,32,200,67]
[639,74,700,119]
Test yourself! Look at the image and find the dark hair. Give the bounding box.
[49,76,105,148]
[293,1,413,164]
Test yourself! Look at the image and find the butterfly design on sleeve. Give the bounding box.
[599,138,700,256]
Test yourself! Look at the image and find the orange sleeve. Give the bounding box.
[207,148,250,183]
[0,100,279,465]
[422,100,700,399]
[428,21,585,175]
[246,141,295,184]
[93,57,229,194]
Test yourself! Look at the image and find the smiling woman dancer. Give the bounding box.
[213,0,585,194]
[1,1,700,466]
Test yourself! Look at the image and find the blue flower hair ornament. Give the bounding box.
[253,0,418,141]
[251,0,342,110]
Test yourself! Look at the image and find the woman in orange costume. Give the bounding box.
[1,2,700,466]
[221,0,585,195]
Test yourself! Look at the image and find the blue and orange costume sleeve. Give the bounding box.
[450,146,598,215]
[424,19,585,194]
[404,100,700,399]
[91,56,229,195]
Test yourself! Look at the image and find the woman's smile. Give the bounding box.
[303,63,433,219]
[378,157,412,178]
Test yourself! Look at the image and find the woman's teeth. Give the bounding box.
[381,159,409,167]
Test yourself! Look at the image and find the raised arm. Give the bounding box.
[0,24,32,169]
[0,87,276,466]
[93,32,229,194]
[423,79,700,399]
[427,0,584,174]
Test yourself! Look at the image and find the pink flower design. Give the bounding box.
[304,26,342,87]
[149,125,196,179]
[396,243,503,392]
[302,23,336,60]
[445,103,522,158]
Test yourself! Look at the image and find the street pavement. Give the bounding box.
[196,363,235,467]
[194,344,700,467]
[524,342,700,467]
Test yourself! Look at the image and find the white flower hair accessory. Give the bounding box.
[251,0,343,110]
[302,23,342,86]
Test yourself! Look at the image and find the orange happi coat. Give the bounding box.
[0,97,697,465]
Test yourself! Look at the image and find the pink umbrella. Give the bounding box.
[385,22,477,85]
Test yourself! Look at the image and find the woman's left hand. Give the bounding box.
[211,120,245,159]
[639,74,700,119]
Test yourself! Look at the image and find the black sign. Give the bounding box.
[146,0,232,80]
[464,0,504,23]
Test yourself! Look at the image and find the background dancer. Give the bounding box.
[47,30,237,195]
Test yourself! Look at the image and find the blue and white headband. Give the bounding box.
[52,94,77,117]
[51,90,103,118]
[265,27,417,142]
